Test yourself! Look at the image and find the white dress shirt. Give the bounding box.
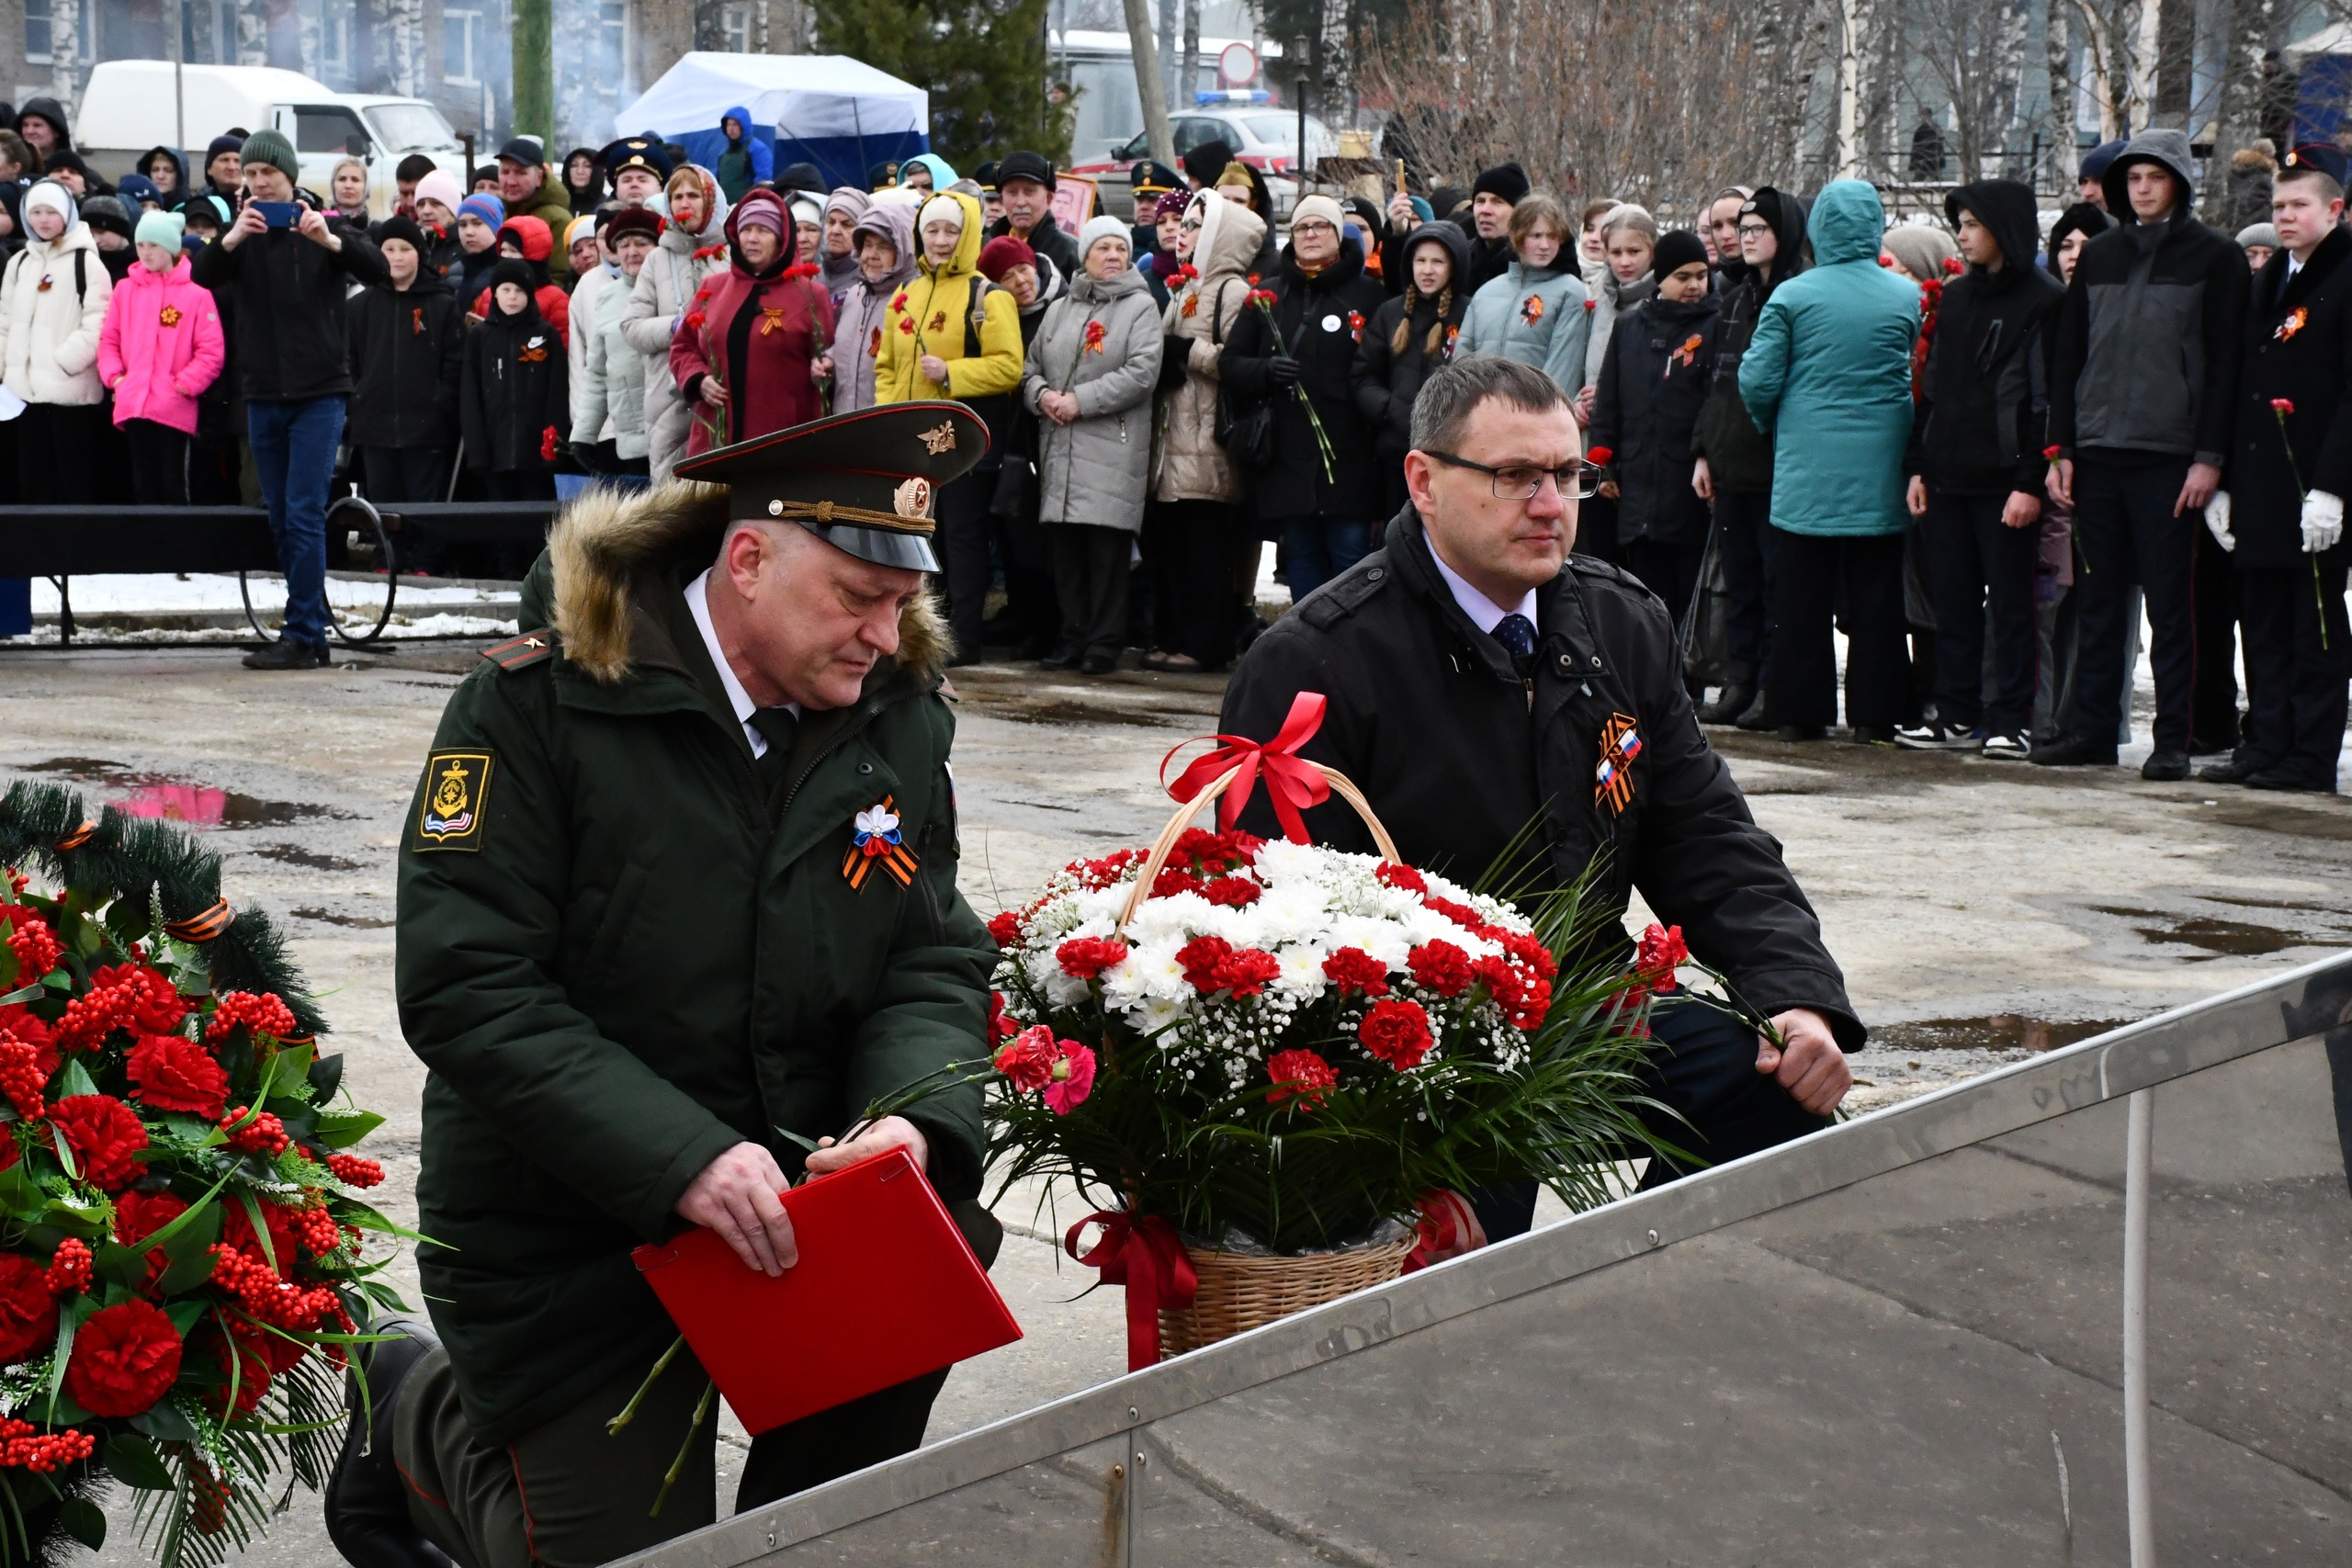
[684,569,798,757]
[1425,539,1540,636]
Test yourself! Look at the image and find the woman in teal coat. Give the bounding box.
[1738,178,1921,740]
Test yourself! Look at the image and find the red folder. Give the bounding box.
[631,1148,1022,1434]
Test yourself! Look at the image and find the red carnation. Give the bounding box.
[1634,922,1689,991]
[993,1024,1058,1091]
[1151,864,1204,898]
[64,1299,182,1416]
[1322,946,1390,998]
[985,909,1024,949]
[1408,940,1476,998]
[0,1256,58,1363]
[1472,954,1524,1010]
[2272,398,2296,415]
[2041,445,2064,461]
[126,1032,229,1118]
[1359,998,1434,1070]
[1055,937,1129,980]
[1177,934,1234,993]
[1374,863,1426,895]
[1943,254,1964,274]
[48,1095,147,1190]
[1501,931,1558,980]
[1215,947,1282,998]
[1043,1040,1096,1115]
[540,425,560,462]
[115,1190,189,1283]
[90,964,189,1033]
[987,990,1018,1046]
[1200,877,1261,908]
[783,262,820,281]
[1423,896,1498,940]
[206,1333,269,1414]
[1267,1048,1339,1111]
[1586,446,1615,468]
[1582,297,1596,311]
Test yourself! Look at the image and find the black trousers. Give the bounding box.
[121,417,191,505]
[934,471,991,659]
[2192,519,2244,750]
[1621,536,1707,635]
[1474,998,1834,1241]
[484,469,556,501]
[361,444,452,503]
[2234,561,2350,787]
[1923,489,2039,735]
[1046,522,1130,660]
[1713,489,1776,674]
[1765,528,1910,730]
[989,496,1058,656]
[1147,499,1240,665]
[14,402,107,504]
[1575,491,1621,564]
[2072,451,2200,754]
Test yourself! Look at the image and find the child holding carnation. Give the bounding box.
[460,259,567,500]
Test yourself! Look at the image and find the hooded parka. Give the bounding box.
[461,283,569,473]
[873,190,1023,411]
[1351,221,1469,482]
[1217,231,1388,523]
[345,262,464,449]
[1021,263,1162,530]
[671,192,835,456]
[576,264,650,461]
[395,482,990,1445]
[827,201,916,415]
[621,167,731,482]
[0,219,111,406]
[97,254,226,434]
[1455,254,1592,396]
[1738,180,1921,536]
[1152,191,1264,504]
[1907,180,2064,498]
[714,105,773,204]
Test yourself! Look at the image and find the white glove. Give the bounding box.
[2302,490,2344,554]
[2204,490,2234,551]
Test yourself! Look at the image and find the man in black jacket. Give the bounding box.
[2040,129,2251,778]
[1690,186,1808,725]
[1221,357,1856,1235]
[2202,144,2352,791]
[1899,179,2064,758]
[193,129,387,670]
[988,150,1080,279]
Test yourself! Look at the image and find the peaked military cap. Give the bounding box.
[599,136,673,182]
[673,402,990,572]
[2282,142,2350,186]
[1130,159,1182,197]
[869,160,901,190]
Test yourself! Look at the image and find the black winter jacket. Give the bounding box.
[1350,222,1470,468]
[989,211,1080,281]
[1910,180,2064,496]
[2225,225,2352,570]
[1221,236,1390,522]
[1690,186,1809,495]
[346,271,465,450]
[1220,507,1860,1046]
[460,300,569,472]
[1588,293,1720,546]
[189,210,386,401]
[2050,209,2249,466]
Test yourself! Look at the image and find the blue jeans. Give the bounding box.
[1277,515,1372,604]
[248,398,345,649]
[0,577,28,637]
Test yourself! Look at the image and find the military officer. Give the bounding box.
[328,402,1001,1568]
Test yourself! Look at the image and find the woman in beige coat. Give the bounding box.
[0,180,112,502]
[618,164,729,482]
[1146,189,1263,671]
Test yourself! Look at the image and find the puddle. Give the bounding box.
[2087,905,2343,957]
[983,700,1182,729]
[249,843,363,871]
[290,907,393,929]
[1869,1015,2135,1055]
[17,758,349,829]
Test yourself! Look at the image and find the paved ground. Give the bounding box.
[3,637,2348,1564]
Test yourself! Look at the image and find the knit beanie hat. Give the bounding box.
[733,189,789,236]
[116,174,161,209]
[1291,194,1345,233]
[205,132,243,166]
[2236,220,2281,252]
[458,193,504,230]
[79,195,131,239]
[372,214,426,253]
[1077,214,1128,259]
[134,209,186,250]
[563,213,599,254]
[1154,190,1190,220]
[487,257,537,303]
[22,180,74,225]
[239,129,300,181]
[1881,223,1957,279]
[823,186,871,224]
[918,193,965,235]
[1652,229,1710,280]
[1472,162,1531,205]
[976,234,1034,282]
[414,168,463,215]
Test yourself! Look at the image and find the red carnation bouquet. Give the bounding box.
[0,811,401,1565]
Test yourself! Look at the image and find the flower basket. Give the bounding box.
[1158,1231,1419,1357]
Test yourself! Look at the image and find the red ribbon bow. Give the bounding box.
[1159,691,1331,844]
[1067,1211,1197,1370]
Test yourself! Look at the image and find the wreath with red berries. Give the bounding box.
[0,780,402,1567]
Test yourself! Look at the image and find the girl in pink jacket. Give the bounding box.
[97,209,225,503]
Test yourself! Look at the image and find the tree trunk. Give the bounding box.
[2045,0,2077,187]
[514,0,552,143]
[1122,0,1176,168]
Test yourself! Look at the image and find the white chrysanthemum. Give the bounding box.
[1272,943,1329,999]
[1250,839,1325,886]
[1250,882,1331,946]
[1103,941,1191,1010]
[1129,993,1190,1035]
[1124,889,1216,947]
[1327,913,1410,968]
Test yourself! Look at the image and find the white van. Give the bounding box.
[74,61,469,217]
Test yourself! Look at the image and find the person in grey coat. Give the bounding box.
[1022,215,1165,673]
[1454,191,1592,399]
[819,199,916,414]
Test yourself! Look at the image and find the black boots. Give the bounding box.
[323,1316,453,1568]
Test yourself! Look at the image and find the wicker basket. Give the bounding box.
[1157,1233,1419,1356]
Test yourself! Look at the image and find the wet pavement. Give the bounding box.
[6,639,2352,1562]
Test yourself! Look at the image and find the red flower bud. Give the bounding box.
[1586,446,1615,468]
[2272,398,2297,415]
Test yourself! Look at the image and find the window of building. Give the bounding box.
[26,0,51,64]
[721,2,750,53]
[599,1,627,86]
[320,4,350,78]
[446,6,481,85]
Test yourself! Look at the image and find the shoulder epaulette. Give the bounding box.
[1298,551,1397,629]
[482,628,560,671]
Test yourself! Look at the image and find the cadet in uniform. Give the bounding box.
[328,402,1001,1567]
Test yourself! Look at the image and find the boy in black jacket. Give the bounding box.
[347,216,464,513]
[2203,145,2352,791]
[1899,180,2064,758]
[2041,129,2252,778]
[460,258,568,502]
[1586,230,1719,634]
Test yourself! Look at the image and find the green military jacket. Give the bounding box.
[394,480,992,1444]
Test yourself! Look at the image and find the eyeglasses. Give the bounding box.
[1425,451,1600,501]
[1292,220,1337,237]
[1736,222,1773,238]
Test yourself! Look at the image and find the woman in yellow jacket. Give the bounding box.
[876,188,1023,659]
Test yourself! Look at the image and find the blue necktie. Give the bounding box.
[1493,613,1537,678]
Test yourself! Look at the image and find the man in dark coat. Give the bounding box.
[989,150,1080,278]
[329,404,1001,1568]
[1451,160,1527,298]
[1689,186,1808,725]
[1221,356,1856,1240]
[1898,179,2064,758]
[2040,129,2251,779]
[1219,197,1389,601]
[2204,144,2352,791]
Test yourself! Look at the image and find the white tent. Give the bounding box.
[613,51,928,145]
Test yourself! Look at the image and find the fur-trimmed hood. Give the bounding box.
[542,479,951,686]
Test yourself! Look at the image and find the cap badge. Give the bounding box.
[894,476,934,517]
[918,420,958,454]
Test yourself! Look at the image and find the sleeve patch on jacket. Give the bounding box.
[482,629,558,671]
[412,750,494,851]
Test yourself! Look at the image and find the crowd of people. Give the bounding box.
[0,101,2339,787]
